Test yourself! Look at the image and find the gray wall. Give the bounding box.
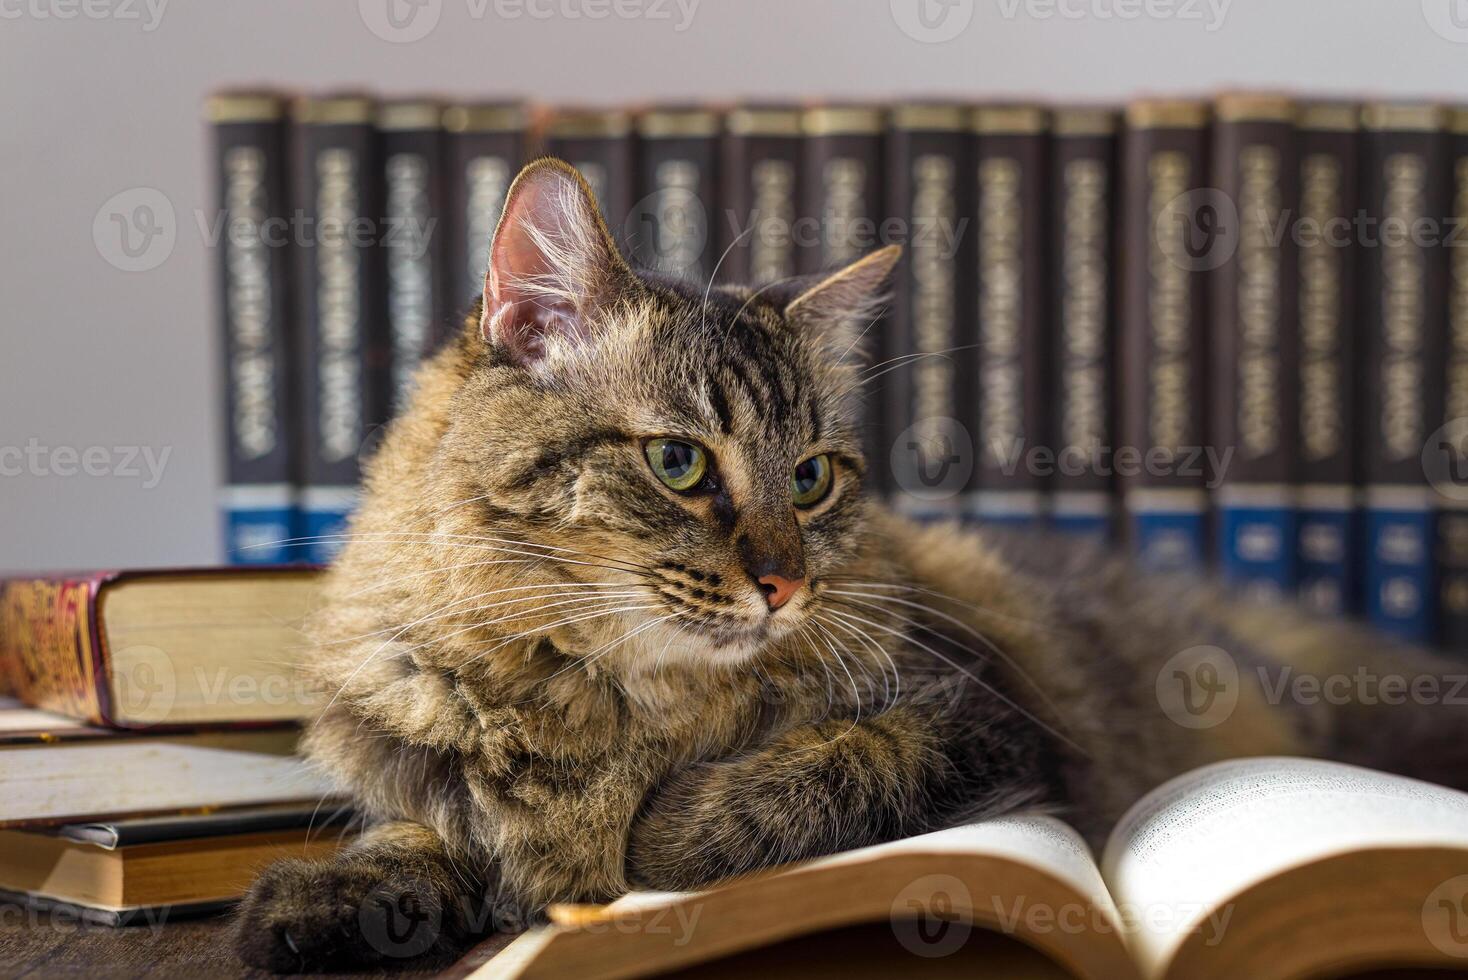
[4,0,1467,571]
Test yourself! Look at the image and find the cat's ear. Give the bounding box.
[481,158,630,367]
[782,245,901,359]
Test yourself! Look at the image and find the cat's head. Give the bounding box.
[434,158,898,669]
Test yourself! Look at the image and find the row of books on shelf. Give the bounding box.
[0,567,337,921]
[209,90,1468,651]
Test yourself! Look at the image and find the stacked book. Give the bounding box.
[208,91,1468,650]
[0,567,341,923]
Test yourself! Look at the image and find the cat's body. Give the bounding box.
[236,160,1468,972]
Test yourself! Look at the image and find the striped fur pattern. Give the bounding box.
[236,159,1468,971]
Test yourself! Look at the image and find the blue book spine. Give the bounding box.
[1217,487,1297,601]
[221,484,298,565]
[1296,486,1358,616]
[1129,489,1209,574]
[1051,492,1114,539]
[1363,490,1437,641]
[299,486,357,565]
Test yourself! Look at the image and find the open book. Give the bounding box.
[473,758,1468,980]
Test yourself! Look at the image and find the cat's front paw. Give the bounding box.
[233,856,466,973]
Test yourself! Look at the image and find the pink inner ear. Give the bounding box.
[481,166,598,364]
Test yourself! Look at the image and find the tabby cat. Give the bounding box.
[236,158,1468,971]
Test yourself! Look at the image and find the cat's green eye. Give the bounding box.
[791,454,833,508]
[646,439,708,493]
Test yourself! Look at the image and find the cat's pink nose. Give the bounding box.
[757,574,804,611]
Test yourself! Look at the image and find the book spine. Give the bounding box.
[1049,108,1119,537]
[1360,103,1448,642]
[441,103,525,340]
[1439,110,1468,653]
[718,107,802,287]
[545,109,636,252]
[884,106,974,517]
[209,94,298,565]
[378,101,446,415]
[632,109,720,282]
[1119,101,1212,573]
[801,107,888,493]
[291,96,387,565]
[1210,96,1300,599]
[1295,104,1361,616]
[0,577,109,725]
[970,106,1050,526]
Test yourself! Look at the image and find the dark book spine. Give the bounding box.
[800,107,888,493]
[1438,110,1468,653]
[718,107,802,287]
[969,106,1050,526]
[1361,103,1448,643]
[378,101,445,414]
[1210,96,1300,600]
[1295,104,1361,616]
[631,109,720,282]
[291,96,387,564]
[884,106,974,517]
[441,103,525,345]
[1119,101,1212,573]
[545,109,636,253]
[1049,108,1118,538]
[209,94,298,565]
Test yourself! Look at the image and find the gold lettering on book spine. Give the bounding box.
[0,581,102,723]
[1299,154,1343,464]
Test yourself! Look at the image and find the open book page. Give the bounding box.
[491,815,1128,980]
[1101,757,1468,976]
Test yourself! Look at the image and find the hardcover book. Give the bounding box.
[1439,106,1468,654]
[1049,107,1119,537]
[0,568,320,727]
[1360,102,1448,642]
[208,92,298,566]
[442,101,526,336]
[291,94,389,564]
[1294,102,1361,616]
[1119,100,1213,573]
[970,105,1050,527]
[544,108,636,249]
[1209,94,1300,599]
[884,104,973,517]
[474,759,1468,980]
[631,107,720,282]
[718,105,802,288]
[377,99,447,413]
